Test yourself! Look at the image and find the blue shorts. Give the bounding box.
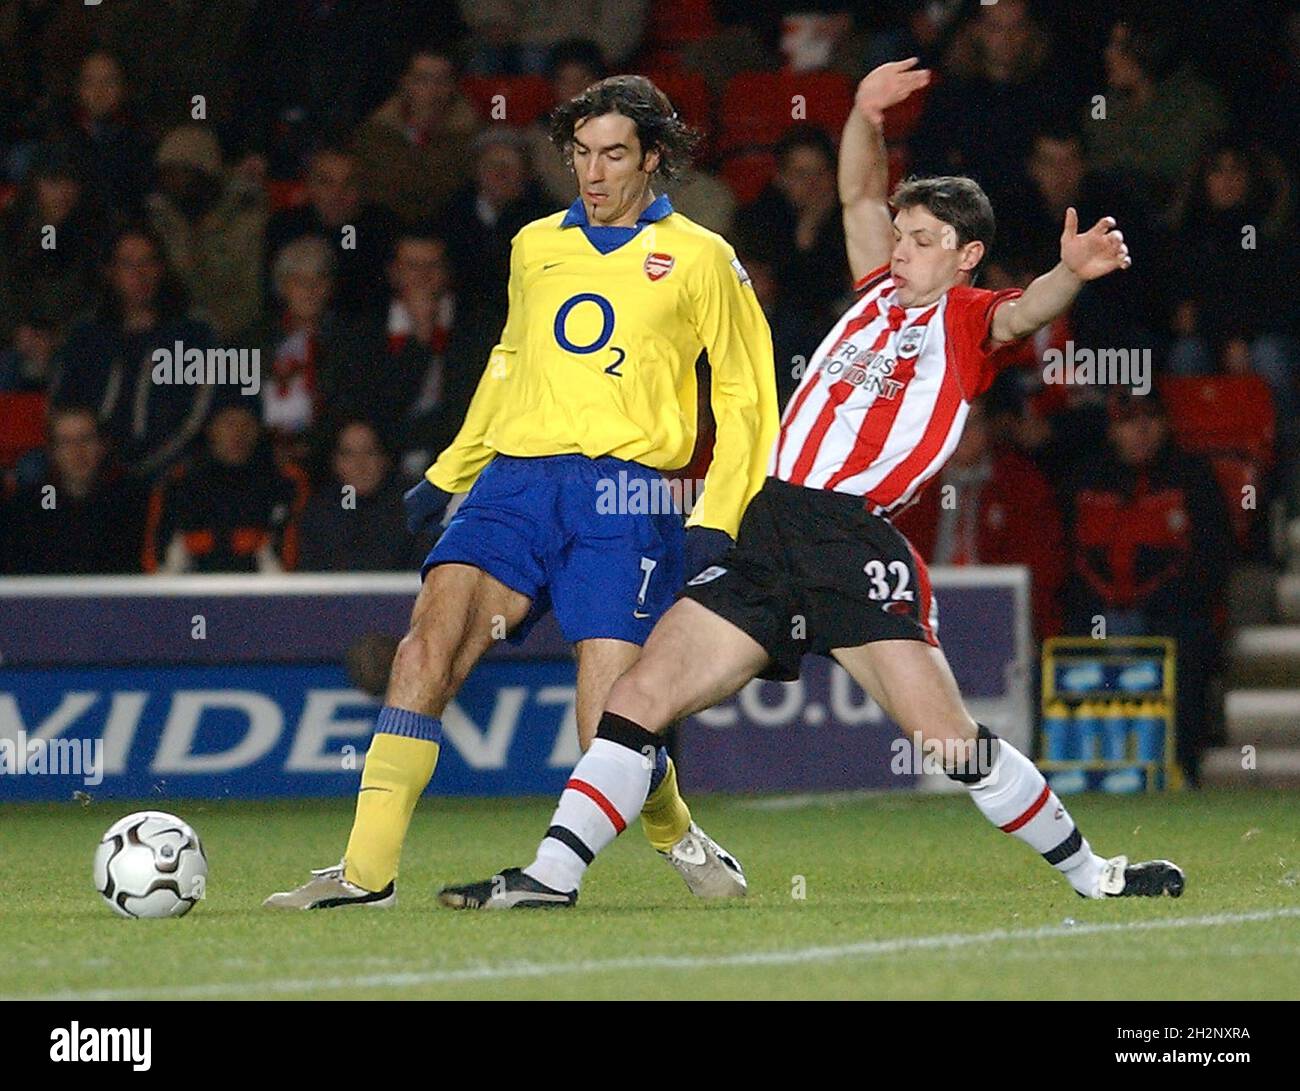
[423,454,685,645]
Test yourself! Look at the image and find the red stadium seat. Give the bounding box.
[461,75,553,128]
[0,392,47,469]
[266,178,307,212]
[1161,374,1276,547]
[1160,374,1275,468]
[719,151,777,205]
[887,144,911,194]
[646,0,717,48]
[881,75,932,143]
[1209,453,1262,547]
[718,71,854,155]
[645,69,713,150]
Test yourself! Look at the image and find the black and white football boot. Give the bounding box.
[263,862,396,909]
[1096,855,1185,898]
[437,867,577,910]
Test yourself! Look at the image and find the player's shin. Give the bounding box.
[524,712,659,893]
[948,725,1105,898]
[343,707,441,892]
[639,746,692,852]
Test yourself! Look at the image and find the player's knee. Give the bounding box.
[390,629,453,703]
[606,668,673,733]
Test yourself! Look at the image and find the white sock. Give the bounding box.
[966,738,1105,898]
[524,735,653,893]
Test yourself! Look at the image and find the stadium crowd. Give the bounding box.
[0,0,1295,720]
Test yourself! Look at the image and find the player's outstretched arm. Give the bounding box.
[990,207,1132,343]
[840,59,931,282]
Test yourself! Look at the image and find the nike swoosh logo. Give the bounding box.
[543,261,564,270]
[633,611,651,619]
[358,786,392,794]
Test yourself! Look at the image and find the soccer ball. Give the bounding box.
[92,810,207,919]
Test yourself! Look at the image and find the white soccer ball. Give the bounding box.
[92,810,207,919]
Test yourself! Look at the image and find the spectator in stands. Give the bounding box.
[71,3,251,143]
[893,398,1065,638]
[734,125,851,335]
[146,125,268,339]
[354,46,481,225]
[1017,124,1164,357]
[57,50,152,218]
[1059,388,1235,782]
[1165,140,1298,440]
[228,0,440,180]
[0,405,146,574]
[739,251,822,411]
[459,0,647,75]
[239,235,338,465]
[316,226,489,475]
[0,309,61,394]
[144,402,307,574]
[438,128,549,325]
[529,39,606,209]
[0,141,104,345]
[666,164,737,239]
[50,226,217,480]
[297,419,426,572]
[679,3,780,100]
[862,0,964,73]
[1083,19,1228,210]
[909,0,1061,211]
[263,141,398,319]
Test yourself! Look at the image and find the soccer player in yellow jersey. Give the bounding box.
[266,76,779,909]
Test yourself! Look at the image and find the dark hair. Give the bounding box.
[333,417,394,460]
[547,38,606,81]
[549,75,698,182]
[774,123,837,170]
[99,223,189,323]
[891,174,996,255]
[389,218,447,258]
[1113,19,1180,83]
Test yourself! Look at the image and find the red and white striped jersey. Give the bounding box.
[770,264,1023,513]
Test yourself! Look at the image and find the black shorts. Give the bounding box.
[681,477,939,681]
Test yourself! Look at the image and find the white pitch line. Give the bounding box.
[10,906,1300,1001]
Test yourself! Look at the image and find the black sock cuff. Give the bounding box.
[945,724,1001,784]
[595,711,660,754]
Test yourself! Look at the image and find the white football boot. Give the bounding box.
[263,862,396,910]
[661,822,748,898]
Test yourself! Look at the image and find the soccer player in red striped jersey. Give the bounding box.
[439,59,1184,910]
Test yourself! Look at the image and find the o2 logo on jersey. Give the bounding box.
[554,292,624,376]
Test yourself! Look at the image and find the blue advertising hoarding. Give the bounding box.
[0,570,1030,800]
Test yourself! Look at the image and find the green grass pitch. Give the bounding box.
[2,789,1297,1000]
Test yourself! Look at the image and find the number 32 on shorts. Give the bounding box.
[864,559,913,601]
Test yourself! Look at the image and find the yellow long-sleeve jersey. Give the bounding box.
[424,196,778,537]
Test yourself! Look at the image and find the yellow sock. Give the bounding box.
[343,732,439,891]
[640,756,692,852]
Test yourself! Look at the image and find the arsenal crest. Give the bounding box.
[896,325,926,359]
[644,252,675,281]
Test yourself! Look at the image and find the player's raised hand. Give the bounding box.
[1060,207,1132,281]
[854,58,932,127]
